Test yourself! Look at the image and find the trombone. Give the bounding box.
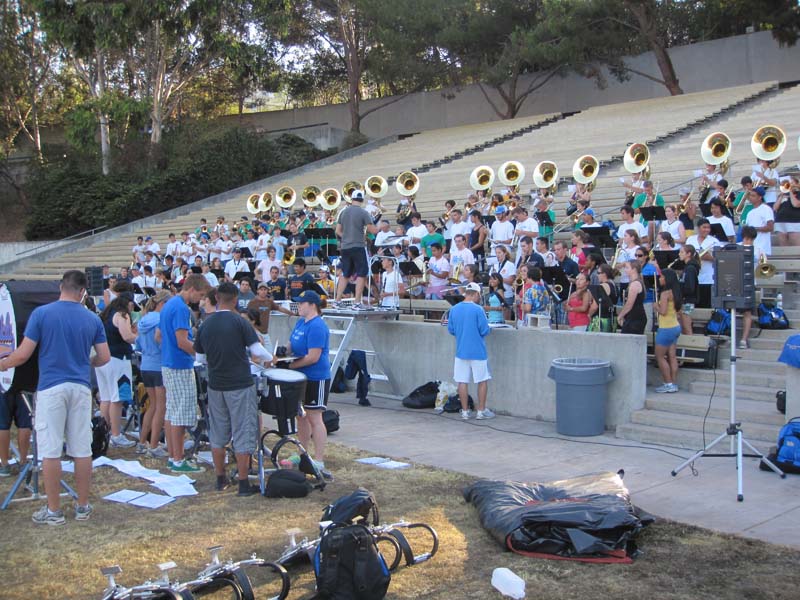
[553,209,584,234]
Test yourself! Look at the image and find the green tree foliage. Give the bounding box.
[23,128,330,239]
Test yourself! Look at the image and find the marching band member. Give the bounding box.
[378,257,404,308]
[566,182,592,216]
[512,206,539,258]
[145,236,161,260]
[271,225,287,262]
[697,163,722,203]
[570,229,591,268]
[583,252,603,285]
[656,231,677,251]
[485,273,508,324]
[253,224,270,260]
[217,232,234,267]
[589,264,618,333]
[521,266,551,323]
[533,196,556,242]
[621,170,646,206]
[659,205,686,247]
[617,261,647,334]
[475,189,490,215]
[489,206,513,252]
[536,237,557,267]
[707,198,736,243]
[654,269,683,393]
[201,263,219,288]
[141,265,159,291]
[468,210,488,269]
[617,230,641,297]
[439,200,456,251]
[405,213,427,252]
[214,215,229,237]
[677,188,697,237]
[224,248,250,282]
[618,205,648,244]
[421,221,445,258]
[514,264,531,320]
[677,245,700,334]
[287,222,309,259]
[165,233,182,263]
[449,234,475,282]
[373,220,394,255]
[579,208,602,229]
[775,175,800,246]
[494,245,516,312]
[448,208,473,244]
[743,186,774,257]
[515,236,543,269]
[685,218,720,308]
[632,181,664,238]
[396,196,416,231]
[713,179,735,219]
[179,232,194,264]
[565,273,591,331]
[733,176,755,226]
[317,265,335,298]
[752,158,779,207]
[131,236,147,267]
[207,231,222,265]
[240,229,258,258]
[425,243,450,300]
[191,235,209,264]
[195,218,209,237]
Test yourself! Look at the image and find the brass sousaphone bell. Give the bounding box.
[700,132,732,166]
[469,165,495,191]
[342,180,364,203]
[364,175,388,198]
[572,155,598,186]
[624,143,650,175]
[302,185,321,208]
[498,161,526,190]
[319,188,342,211]
[533,160,558,191]
[246,192,270,215]
[275,186,296,209]
[395,171,420,196]
[752,125,786,164]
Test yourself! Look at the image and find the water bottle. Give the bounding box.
[491,567,526,599]
[777,293,783,310]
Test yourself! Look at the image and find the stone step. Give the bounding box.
[615,422,773,455]
[733,348,785,362]
[716,357,785,376]
[628,409,778,442]
[688,380,783,402]
[681,367,783,386]
[749,337,792,351]
[644,391,784,426]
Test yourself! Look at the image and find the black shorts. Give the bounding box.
[340,247,369,278]
[0,390,32,430]
[303,379,330,411]
[140,370,164,388]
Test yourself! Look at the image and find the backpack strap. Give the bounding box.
[315,526,344,596]
[352,526,375,594]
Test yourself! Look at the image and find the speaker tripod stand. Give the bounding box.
[1,393,78,510]
[671,305,785,500]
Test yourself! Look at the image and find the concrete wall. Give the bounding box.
[786,368,800,422]
[267,317,647,429]
[0,241,69,266]
[222,31,800,140]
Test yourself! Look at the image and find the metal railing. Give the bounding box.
[14,224,109,257]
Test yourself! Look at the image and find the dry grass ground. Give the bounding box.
[1,443,799,600]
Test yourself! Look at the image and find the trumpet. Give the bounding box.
[757,253,777,278]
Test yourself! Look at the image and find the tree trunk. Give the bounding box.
[627,1,683,95]
[150,108,163,145]
[96,49,111,175]
[338,2,363,133]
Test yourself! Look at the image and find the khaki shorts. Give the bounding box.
[35,382,93,459]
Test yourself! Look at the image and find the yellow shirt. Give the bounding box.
[658,297,679,329]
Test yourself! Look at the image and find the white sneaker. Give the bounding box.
[460,409,471,420]
[476,408,496,420]
[110,434,135,448]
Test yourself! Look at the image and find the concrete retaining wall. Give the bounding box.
[0,241,69,266]
[267,317,647,429]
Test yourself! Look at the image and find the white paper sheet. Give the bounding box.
[150,480,198,497]
[103,489,147,503]
[373,460,411,470]
[355,457,390,465]
[128,493,176,509]
[92,456,114,468]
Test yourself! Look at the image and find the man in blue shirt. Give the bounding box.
[446,282,495,420]
[160,273,211,473]
[0,270,110,525]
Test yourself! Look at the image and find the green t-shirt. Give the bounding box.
[421,232,445,257]
[734,190,753,222]
[632,193,664,224]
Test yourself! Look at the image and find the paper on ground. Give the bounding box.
[355,457,390,465]
[61,460,75,473]
[128,493,176,509]
[197,450,226,465]
[92,456,114,468]
[150,480,198,498]
[103,489,146,503]
[373,460,411,470]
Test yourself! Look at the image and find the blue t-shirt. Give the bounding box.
[24,301,106,391]
[447,300,490,360]
[289,316,331,381]
[160,296,194,369]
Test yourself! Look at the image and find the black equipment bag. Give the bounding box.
[265,469,313,498]
[91,415,110,459]
[313,523,391,600]
[401,381,439,409]
[442,394,474,413]
[323,409,340,434]
[322,488,380,526]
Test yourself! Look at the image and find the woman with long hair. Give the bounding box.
[565,273,591,331]
[589,264,618,332]
[617,261,647,334]
[135,290,172,457]
[515,264,531,321]
[617,230,641,297]
[659,205,686,247]
[654,269,683,392]
[96,293,138,449]
[677,244,700,334]
[484,273,507,324]
[494,245,516,317]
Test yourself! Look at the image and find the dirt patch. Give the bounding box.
[0,443,798,599]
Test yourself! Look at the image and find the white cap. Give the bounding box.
[464,282,481,294]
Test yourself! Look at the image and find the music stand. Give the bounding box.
[709,223,729,243]
[190,266,203,274]
[535,211,554,228]
[639,206,666,223]
[142,286,157,297]
[584,226,615,249]
[541,266,571,330]
[653,250,680,271]
[699,203,712,218]
[233,271,253,284]
[1,393,78,510]
[238,247,253,259]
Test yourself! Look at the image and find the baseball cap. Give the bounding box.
[679,187,690,196]
[319,265,330,272]
[754,186,766,198]
[495,205,507,215]
[145,236,152,241]
[297,290,322,305]
[464,282,482,294]
[257,281,269,289]
[584,208,595,217]
[351,190,364,201]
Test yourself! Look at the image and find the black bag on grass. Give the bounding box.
[322,487,380,526]
[313,523,391,600]
[323,409,340,433]
[401,381,439,409]
[265,469,313,498]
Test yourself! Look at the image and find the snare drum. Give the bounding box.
[259,368,307,435]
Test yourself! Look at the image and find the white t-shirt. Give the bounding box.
[752,166,779,204]
[132,244,147,263]
[702,171,722,201]
[146,242,161,256]
[406,224,427,250]
[428,255,450,287]
[256,233,271,259]
[442,218,454,240]
[165,241,181,259]
[745,203,774,256]
[497,259,516,299]
[490,220,514,249]
[224,259,250,280]
[514,217,539,256]
[374,230,394,247]
[707,215,735,240]
[257,258,282,282]
[204,272,219,287]
[617,221,648,241]
[450,220,472,240]
[617,245,638,284]
[192,243,208,263]
[381,270,403,307]
[686,234,720,284]
[449,247,475,282]
[660,219,684,248]
[219,240,234,262]
[179,241,193,261]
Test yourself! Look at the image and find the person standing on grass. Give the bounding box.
[194,283,273,496]
[0,270,110,526]
[447,282,495,421]
[160,273,210,474]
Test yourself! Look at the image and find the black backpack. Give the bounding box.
[322,487,379,526]
[323,409,340,434]
[265,469,313,498]
[313,523,391,600]
[91,415,110,459]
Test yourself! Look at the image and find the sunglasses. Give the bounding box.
[635,253,645,258]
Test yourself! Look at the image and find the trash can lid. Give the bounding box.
[551,358,611,369]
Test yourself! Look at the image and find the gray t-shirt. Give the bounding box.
[194,310,258,391]
[338,204,373,250]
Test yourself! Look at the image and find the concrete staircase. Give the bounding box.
[616,308,798,453]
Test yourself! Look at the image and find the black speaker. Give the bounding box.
[712,244,755,310]
[85,266,104,297]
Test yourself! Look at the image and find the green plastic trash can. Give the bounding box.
[547,358,614,436]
